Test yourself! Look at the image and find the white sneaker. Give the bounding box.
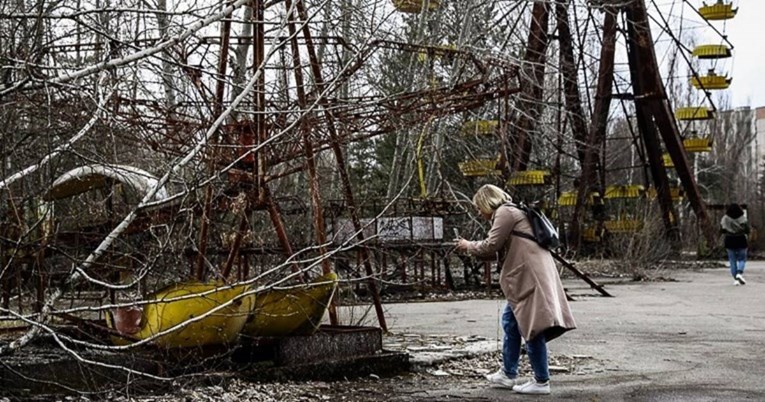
[512,379,551,395]
[736,274,746,285]
[485,368,519,388]
[734,280,740,286]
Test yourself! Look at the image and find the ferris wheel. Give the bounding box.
[389,0,738,250]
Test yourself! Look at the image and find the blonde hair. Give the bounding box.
[472,184,512,216]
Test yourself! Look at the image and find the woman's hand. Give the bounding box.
[454,238,469,253]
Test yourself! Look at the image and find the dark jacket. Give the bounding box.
[721,213,749,250]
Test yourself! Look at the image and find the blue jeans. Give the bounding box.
[727,248,747,278]
[501,303,549,382]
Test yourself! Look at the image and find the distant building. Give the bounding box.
[755,107,765,180]
[703,106,760,201]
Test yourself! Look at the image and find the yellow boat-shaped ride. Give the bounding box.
[108,281,254,348]
[242,271,338,337]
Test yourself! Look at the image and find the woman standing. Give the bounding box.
[455,184,576,395]
[721,203,750,285]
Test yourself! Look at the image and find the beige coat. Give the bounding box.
[466,203,576,341]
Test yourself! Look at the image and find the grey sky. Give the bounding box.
[723,0,763,108]
[650,0,759,108]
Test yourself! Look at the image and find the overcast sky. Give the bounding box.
[661,0,763,108]
[722,0,763,108]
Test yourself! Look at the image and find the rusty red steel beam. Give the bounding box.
[93,74,521,213]
[221,215,248,280]
[293,0,387,332]
[204,74,521,188]
[556,0,591,250]
[214,11,249,281]
[284,0,337,324]
[624,2,713,244]
[254,0,266,200]
[556,1,590,169]
[195,9,234,280]
[265,72,520,167]
[263,185,303,277]
[114,42,519,173]
[624,1,680,238]
[571,6,617,249]
[510,1,551,174]
[624,0,715,246]
[253,0,302,278]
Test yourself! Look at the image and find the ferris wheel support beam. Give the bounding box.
[570,6,618,250]
[556,1,590,175]
[509,1,551,174]
[558,1,611,249]
[623,0,715,247]
[625,2,681,243]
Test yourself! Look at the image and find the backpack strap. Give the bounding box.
[505,203,537,242]
[511,230,537,242]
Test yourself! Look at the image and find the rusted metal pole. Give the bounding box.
[284,0,337,324]
[443,253,455,290]
[195,9,234,280]
[400,254,407,284]
[294,0,387,331]
[556,0,596,249]
[624,6,677,236]
[484,261,491,294]
[34,211,51,313]
[240,253,250,281]
[431,251,437,287]
[556,0,589,165]
[551,251,612,297]
[510,1,550,173]
[215,15,233,118]
[221,216,247,280]
[263,186,303,277]
[571,6,617,249]
[253,0,265,201]
[251,0,301,276]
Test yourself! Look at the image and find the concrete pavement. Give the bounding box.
[379,261,765,401]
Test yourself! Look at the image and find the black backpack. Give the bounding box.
[509,202,560,250]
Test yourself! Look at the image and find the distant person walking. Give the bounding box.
[454,184,576,395]
[721,203,750,285]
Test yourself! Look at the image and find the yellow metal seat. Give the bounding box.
[393,0,440,13]
[458,158,501,177]
[699,1,737,20]
[460,120,499,136]
[604,185,645,199]
[646,186,684,201]
[604,219,643,233]
[691,71,731,90]
[508,170,551,186]
[582,225,603,242]
[107,281,254,348]
[558,191,599,206]
[692,44,732,59]
[662,153,674,169]
[242,272,338,337]
[675,107,714,121]
[683,136,713,153]
[670,186,683,201]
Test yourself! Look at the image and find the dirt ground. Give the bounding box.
[4,260,765,401]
